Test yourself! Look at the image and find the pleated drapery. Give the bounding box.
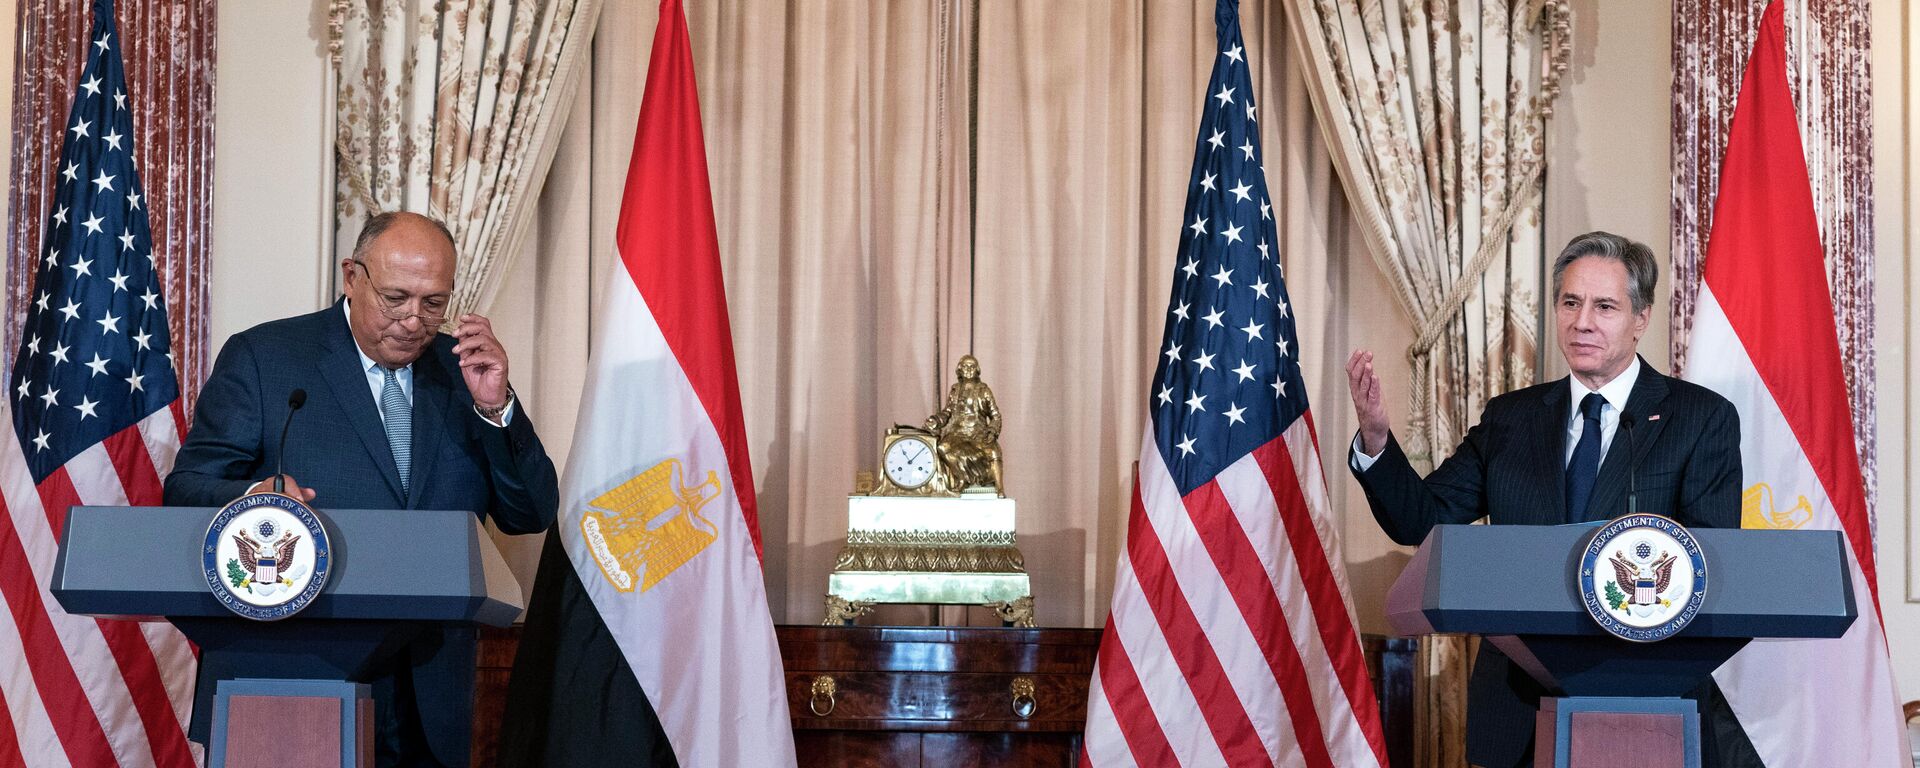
[329,0,601,320]
[1282,2,1573,764]
[1285,0,1570,471]
[480,1,1407,638]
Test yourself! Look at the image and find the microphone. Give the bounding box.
[1620,412,1638,516]
[273,389,307,494]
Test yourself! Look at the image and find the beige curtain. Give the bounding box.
[329,0,601,317]
[1283,1,1573,765]
[483,0,1416,638]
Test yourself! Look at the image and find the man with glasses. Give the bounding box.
[166,211,559,767]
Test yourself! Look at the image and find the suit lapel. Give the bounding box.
[1584,360,1671,521]
[407,351,454,508]
[317,301,407,501]
[1536,381,1570,524]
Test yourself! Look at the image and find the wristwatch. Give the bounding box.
[477,387,515,423]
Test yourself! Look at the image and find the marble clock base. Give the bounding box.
[823,494,1035,627]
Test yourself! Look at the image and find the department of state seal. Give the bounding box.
[1577,514,1708,642]
[202,492,332,621]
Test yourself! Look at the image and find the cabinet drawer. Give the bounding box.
[785,670,1089,731]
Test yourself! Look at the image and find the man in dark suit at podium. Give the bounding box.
[1345,231,1747,768]
[165,212,559,767]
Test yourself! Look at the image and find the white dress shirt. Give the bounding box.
[1561,356,1640,467]
[1350,357,1641,472]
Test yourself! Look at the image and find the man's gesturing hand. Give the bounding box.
[451,313,511,411]
[1346,349,1390,456]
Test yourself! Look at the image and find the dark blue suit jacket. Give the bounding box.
[164,300,558,764]
[1351,360,1743,768]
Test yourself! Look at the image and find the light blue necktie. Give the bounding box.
[380,367,411,496]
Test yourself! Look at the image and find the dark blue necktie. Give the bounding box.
[1565,392,1605,522]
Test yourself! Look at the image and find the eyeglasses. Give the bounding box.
[350,260,450,325]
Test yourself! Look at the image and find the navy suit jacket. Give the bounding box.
[164,300,558,764]
[1351,359,1741,768]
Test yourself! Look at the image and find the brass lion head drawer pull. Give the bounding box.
[809,675,837,717]
[1011,676,1037,719]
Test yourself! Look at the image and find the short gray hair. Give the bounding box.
[351,211,456,262]
[1550,231,1658,314]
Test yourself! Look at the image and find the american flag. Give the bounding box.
[0,0,198,765]
[1081,2,1388,766]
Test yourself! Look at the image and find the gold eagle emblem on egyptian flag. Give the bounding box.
[580,458,723,593]
[1742,482,1813,530]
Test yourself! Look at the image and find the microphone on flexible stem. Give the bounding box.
[1621,412,1639,516]
[273,389,307,494]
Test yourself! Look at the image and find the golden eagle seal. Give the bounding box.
[580,458,723,593]
[232,530,301,588]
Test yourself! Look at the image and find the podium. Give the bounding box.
[50,505,523,768]
[1387,524,1856,768]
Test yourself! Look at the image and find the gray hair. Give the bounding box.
[351,211,456,262]
[1550,231,1658,314]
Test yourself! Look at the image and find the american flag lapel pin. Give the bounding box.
[1647,414,1661,422]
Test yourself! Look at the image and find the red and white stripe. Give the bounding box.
[1684,4,1908,764]
[1085,420,1387,767]
[1689,290,1907,767]
[0,405,197,767]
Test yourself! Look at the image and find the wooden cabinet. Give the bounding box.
[779,625,1099,767]
[474,625,1415,767]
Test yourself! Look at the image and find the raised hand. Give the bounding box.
[451,313,511,411]
[1345,349,1390,456]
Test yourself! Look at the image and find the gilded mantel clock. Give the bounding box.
[824,355,1033,627]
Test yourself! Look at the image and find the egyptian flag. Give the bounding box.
[1683,2,1909,765]
[496,0,796,765]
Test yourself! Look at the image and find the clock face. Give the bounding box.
[884,437,937,490]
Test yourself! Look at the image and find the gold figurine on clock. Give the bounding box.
[872,354,1005,497]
